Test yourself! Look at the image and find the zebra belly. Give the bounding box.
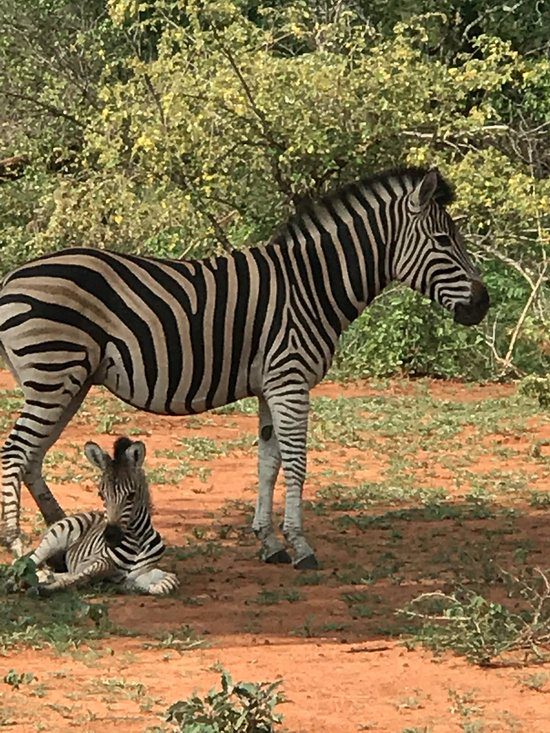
[100,360,257,417]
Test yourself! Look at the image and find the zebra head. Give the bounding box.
[393,168,489,326]
[84,437,148,548]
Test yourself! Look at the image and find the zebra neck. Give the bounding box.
[126,506,154,536]
[289,192,392,333]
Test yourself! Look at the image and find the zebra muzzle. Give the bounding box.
[104,524,124,548]
[454,280,490,326]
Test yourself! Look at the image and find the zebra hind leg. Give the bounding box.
[252,398,291,564]
[0,381,90,557]
[266,389,317,570]
[122,567,180,595]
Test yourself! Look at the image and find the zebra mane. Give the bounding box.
[270,166,455,245]
[113,436,134,464]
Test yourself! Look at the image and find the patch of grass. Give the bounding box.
[0,558,127,652]
[335,564,374,586]
[213,398,258,415]
[255,588,302,605]
[398,567,550,666]
[529,491,550,509]
[166,670,284,732]
[88,677,160,711]
[147,464,199,485]
[142,625,206,653]
[519,375,550,408]
[289,615,318,638]
[393,693,425,710]
[519,671,550,691]
[177,436,225,460]
[292,571,324,586]
[336,500,494,532]
[316,482,448,511]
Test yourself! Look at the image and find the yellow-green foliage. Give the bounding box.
[0,1,548,378]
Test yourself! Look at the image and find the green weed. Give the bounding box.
[255,588,301,605]
[3,669,35,688]
[166,670,284,732]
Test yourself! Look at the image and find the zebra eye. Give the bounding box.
[434,234,452,247]
[127,490,136,501]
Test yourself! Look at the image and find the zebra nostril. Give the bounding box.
[471,280,490,310]
[454,280,490,326]
[104,524,124,548]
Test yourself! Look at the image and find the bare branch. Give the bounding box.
[501,261,548,374]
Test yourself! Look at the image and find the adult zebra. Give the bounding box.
[0,167,489,568]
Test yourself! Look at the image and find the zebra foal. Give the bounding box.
[0,166,489,569]
[28,436,179,595]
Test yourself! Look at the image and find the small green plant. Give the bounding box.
[3,669,35,688]
[520,672,550,691]
[166,670,284,732]
[0,556,39,593]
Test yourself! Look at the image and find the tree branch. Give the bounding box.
[0,90,84,127]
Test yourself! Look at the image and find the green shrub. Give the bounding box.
[398,568,550,666]
[166,670,285,733]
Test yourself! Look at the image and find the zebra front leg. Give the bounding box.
[252,398,291,564]
[267,389,317,569]
[35,557,112,594]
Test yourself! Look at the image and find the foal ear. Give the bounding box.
[84,441,111,471]
[410,169,439,213]
[124,440,146,469]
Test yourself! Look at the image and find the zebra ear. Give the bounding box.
[124,441,146,469]
[84,441,111,471]
[410,169,439,212]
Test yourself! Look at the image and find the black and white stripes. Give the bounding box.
[29,437,179,595]
[0,166,489,567]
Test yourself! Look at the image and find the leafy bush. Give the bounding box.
[0,556,38,593]
[519,375,550,409]
[1,1,548,380]
[166,670,285,733]
[398,568,550,666]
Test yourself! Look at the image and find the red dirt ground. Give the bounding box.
[0,371,549,733]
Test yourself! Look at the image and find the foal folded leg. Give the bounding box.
[35,557,113,594]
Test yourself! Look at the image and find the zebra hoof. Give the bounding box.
[294,553,318,570]
[265,549,292,565]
